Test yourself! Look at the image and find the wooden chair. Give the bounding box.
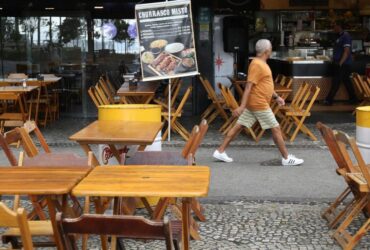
[198,75,228,126]
[88,86,102,109]
[274,74,283,84]
[26,80,51,127]
[97,77,120,104]
[126,120,208,166]
[332,131,370,250]
[218,83,257,141]
[0,202,54,250]
[154,80,183,111]
[280,83,320,142]
[316,122,370,229]
[162,86,192,141]
[0,93,28,133]
[94,84,111,105]
[56,213,181,250]
[351,73,370,114]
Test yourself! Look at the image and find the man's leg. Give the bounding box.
[341,64,358,103]
[325,64,341,104]
[217,123,243,153]
[271,126,288,159]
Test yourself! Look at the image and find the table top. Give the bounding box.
[0,86,39,93]
[117,82,159,96]
[0,77,61,83]
[22,153,92,168]
[69,120,163,145]
[0,167,91,195]
[72,165,210,198]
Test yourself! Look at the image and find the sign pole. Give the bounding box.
[168,79,171,141]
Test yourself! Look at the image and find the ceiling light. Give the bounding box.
[0,7,3,10]
[45,7,55,10]
[94,6,104,9]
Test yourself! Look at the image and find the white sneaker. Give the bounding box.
[282,154,304,166]
[213,150,233,163]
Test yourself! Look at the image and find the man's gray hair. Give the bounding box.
[255,39,272,55]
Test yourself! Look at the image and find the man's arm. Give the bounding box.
[233,82,252,117]
[339,47,350,66]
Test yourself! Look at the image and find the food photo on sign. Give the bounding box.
[135,0,198,81]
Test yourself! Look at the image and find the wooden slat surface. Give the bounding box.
[0,86,39,93]
[232,81,292,94]
[22,153,91,167]
[69,120,162,145]
[0,78,61,84]
[0,167,90,195]
[116,82,159,96]
[72,165,210,198]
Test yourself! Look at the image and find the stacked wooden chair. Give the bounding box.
[198,76,228,126]
[161,86,192,141]
[56,213,181,250]
[217,83,257,141]
[331,131,370,249]
[351,73,370,114]
[154,79,183,112]
[279,82,320,142]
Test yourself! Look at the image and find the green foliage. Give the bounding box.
[112,19,134,46]
[58,18,83,44]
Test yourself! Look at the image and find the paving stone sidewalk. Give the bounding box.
[0,199,369,249]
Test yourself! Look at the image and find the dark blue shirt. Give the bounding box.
[333,31,352,65]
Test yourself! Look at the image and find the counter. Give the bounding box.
[268,57,349,101]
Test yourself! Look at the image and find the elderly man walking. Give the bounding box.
[213,39,304,166]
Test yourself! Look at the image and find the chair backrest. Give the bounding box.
[102,73,117,94]
[352,73,370,98]
[316,122,351,172]
[88,86,101,108]
[22,120,51,153]
[8,73,28,79]
[94,84,111,105]
[98,77,115,103]
[335,131,370,189]
[283,77,293,89]
[56,213,175,250]
[188,119,208,160]
[181,125,199,159]
[15,127,39,157]
[0,202,33,249]
[0,132,18,166]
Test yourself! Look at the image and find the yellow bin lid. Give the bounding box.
[98,104,161,122]
[356,106,370,128]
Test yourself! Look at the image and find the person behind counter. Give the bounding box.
[324,20,358,106]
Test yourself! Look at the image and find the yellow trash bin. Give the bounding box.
[356,106,370,164]
[98,104,162,208]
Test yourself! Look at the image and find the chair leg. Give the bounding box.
[332,195,370,250]
[191,198,206,222]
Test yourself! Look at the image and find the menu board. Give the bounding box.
[135,0,198,81]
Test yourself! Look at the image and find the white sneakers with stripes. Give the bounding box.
[282,154,304,166]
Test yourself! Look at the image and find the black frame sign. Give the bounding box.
[135,0,198,81]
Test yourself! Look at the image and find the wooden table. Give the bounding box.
[0,86,40,129]
[116,82,159,104]
[0,77,61,85]
[72,165,210,250]
[0,166,91,250]
[69,120,163,165]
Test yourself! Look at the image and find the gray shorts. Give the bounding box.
[237,108,279,129]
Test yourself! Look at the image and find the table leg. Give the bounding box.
[35,87,41,125]
[182,198,191,250]
[144,94,155,104]
[46,196,64,250]
[93,197,109,250]
[78,143,99,166]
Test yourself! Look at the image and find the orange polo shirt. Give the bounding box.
[246,58,274,111]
